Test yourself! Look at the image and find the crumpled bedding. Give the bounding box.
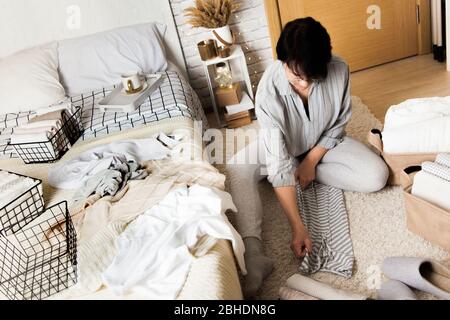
[0,117,243,300]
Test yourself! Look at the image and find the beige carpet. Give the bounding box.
[223,96,450,300]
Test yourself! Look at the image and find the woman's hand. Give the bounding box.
[273,186,313,259]
[295,158,317,191]
[295,145,329,190]
[291,223,313,258]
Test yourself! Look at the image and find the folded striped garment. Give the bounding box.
[436,153,450,168]
[422,161,450,182]
[296,182,354,278]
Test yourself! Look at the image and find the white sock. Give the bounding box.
[243,237,274,299]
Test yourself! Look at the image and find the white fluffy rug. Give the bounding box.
[225,96,450,300]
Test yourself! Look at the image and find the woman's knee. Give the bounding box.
[321,152,389,193]
[358,157,389,193]
[335,138,389,192]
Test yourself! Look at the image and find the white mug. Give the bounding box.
[121,72,143,94]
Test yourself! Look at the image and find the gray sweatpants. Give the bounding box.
[226,136,389,240]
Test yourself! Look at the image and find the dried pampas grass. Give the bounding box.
[184,0,240,29]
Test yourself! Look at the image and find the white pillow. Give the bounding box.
[0,43,66,114]
[58,23,168,95]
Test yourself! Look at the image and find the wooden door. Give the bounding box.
[274,0,419,71]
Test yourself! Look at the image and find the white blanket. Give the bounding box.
[48,133,182,189]
[382,97,450,153]
[102,185,246,299]
[412,171,450,211]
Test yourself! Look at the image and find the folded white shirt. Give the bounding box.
[412,171,450,212]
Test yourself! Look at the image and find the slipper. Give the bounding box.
[382,257,450,300]
[377,280,417,300]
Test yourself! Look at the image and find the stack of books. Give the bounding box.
[224,92,254,128]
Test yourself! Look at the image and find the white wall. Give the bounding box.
[169,0,274,108]
[0,0,186,76]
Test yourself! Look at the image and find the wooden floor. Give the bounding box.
[351,54,450,123]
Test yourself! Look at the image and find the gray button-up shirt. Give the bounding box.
[255,56,352,188]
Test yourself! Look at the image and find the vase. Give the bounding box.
[211,25,234,47]
[197,39,218,61]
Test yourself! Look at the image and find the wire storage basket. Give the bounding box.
[10,107,84,164]
[0,171,44,237]
[0,201,77,300]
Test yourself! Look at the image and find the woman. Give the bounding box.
[226,17,389,298]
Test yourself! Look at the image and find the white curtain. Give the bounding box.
[432,0,443,46]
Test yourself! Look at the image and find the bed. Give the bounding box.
[0,0,243,300]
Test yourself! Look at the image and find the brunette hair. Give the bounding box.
[276,17,332,80]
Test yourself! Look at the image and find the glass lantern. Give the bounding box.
[214,62,233,89]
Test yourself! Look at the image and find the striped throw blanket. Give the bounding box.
[296,182,354,278]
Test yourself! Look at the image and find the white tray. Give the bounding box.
[98,74,162,113]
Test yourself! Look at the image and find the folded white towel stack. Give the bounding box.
[13,126,58,136]
[412,154,450,212]
[382,97,450,153]
[0,170,43,210]
[384,97,450,130]
[35,101,73,116]
[21,119,62,129]
[10,111,64,145]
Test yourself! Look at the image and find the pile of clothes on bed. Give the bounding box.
[46,130,246,300]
